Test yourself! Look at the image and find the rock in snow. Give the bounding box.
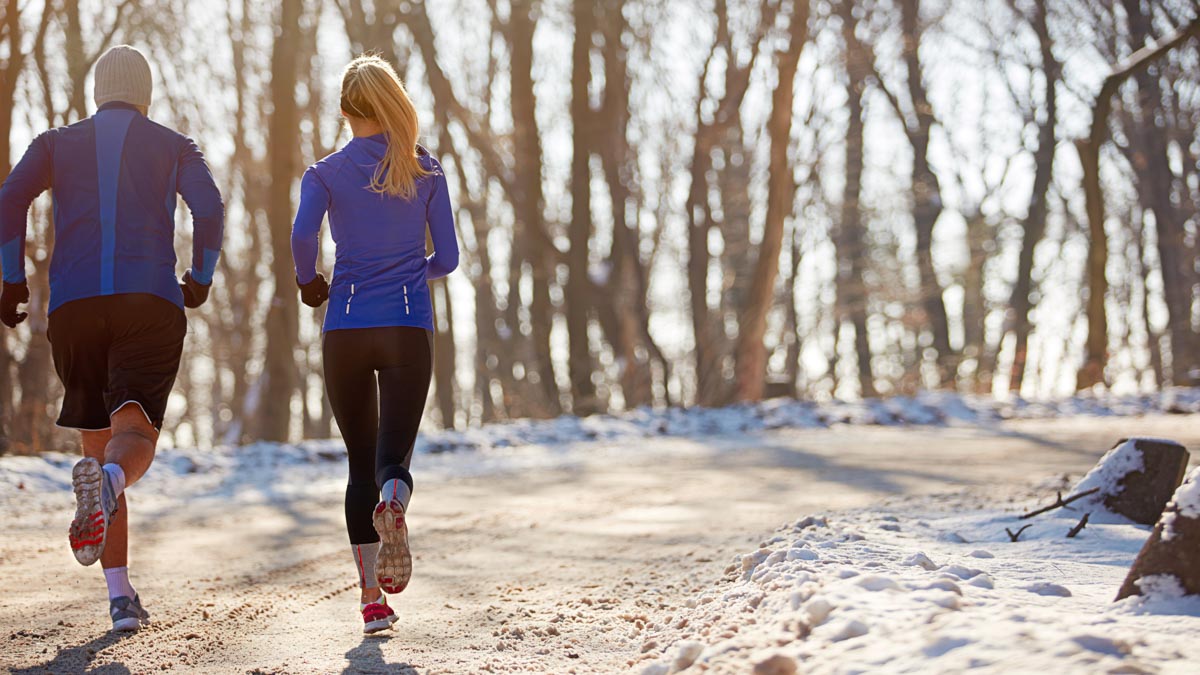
[1118,467,1200,601]
[1071,437,1189,525]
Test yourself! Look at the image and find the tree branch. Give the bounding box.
[1019,487,1100,519]
[1006,524,1033,542]
[83,0,139,71]
[1066,513,1090,538]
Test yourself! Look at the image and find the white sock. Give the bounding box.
[381,479,412,511]
[352,543,380,590]
[103,566,136,600]
[102,463,126,497]
[361,594,387,610]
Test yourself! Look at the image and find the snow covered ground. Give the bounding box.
[4,387,1199,504]
[2,390,1198,673]
[633,480,1200,675]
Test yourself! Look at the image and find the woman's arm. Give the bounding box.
[291,168,330,285]
[425,164,459,280]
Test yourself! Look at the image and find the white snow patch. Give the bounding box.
[1071,438,1145,503]
[1173,468,1200,519]
[637,494,1200,673]
[1024,582,1073,597]
[1163,467,1200,542]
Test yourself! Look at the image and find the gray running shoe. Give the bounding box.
[110,594,150,632]
[69,458,119,566]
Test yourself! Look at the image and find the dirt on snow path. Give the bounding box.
[2,415,1197,674]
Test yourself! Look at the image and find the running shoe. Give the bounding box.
[69,458,118,566]
[361,596,399,635]
[372,499,412,594]
[110,594,150,632]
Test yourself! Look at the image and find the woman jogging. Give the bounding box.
[290,54,458,635]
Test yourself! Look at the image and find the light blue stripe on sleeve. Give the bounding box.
[193,248,220,285]
[94,110,136,296]
[0,238,24,283]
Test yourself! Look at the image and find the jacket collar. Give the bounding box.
[97,101,142,114]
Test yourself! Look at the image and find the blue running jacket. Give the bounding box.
[0,102,225,313]
[290,136,459,333]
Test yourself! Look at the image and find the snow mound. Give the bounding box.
[634,496,1200,673]
[1161,467,1200,542]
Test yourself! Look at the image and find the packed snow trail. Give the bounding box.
[1,415,1197,674]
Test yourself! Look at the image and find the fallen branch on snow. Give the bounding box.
[1020,488,1100,520]
[1006,524,1033,542]
[1067,513,1090,538]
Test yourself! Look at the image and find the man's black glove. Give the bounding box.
[180,270,211,309]
[298,273,329,308]
[0,281,29,328]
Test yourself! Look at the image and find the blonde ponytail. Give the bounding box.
[340,54,430,200]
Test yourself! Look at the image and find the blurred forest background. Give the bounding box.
[1,0,1198,453]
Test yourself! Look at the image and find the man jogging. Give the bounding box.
[0,45,223,632]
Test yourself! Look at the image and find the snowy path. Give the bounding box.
[1,415,1197,674]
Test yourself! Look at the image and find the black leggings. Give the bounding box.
[324,326,433,545]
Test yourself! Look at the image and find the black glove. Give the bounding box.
[180,270,211,309]
[0,281,29,328]
[297,273,329,308]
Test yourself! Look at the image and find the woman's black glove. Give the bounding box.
[180,270,211,309]
[298,273,329,307]
[0,280,29,328]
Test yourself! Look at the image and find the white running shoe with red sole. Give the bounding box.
[69,458,116,566]
[372,499,412,594]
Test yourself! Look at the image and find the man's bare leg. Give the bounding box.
[78,404,158,630]
[104,403,158,486]
[96,403,157,570]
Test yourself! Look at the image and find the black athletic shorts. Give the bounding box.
[47,293,187,431]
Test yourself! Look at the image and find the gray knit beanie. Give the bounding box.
[94,45,153,109]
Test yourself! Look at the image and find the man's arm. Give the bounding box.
[0,134,53,284]
[176,138,225,286]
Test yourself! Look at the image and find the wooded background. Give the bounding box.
[1,0,1198,453]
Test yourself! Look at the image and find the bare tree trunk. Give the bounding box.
[567,0,599,415]
[333,0,401,66]
[1076,16,1200,390]
[595,0,661,409]
[686,0,775,406]
[961,205,991,393]
[783,222,802,398]
[62,0,87,120]
[1122,0,1196,385]
[735,0,808,401]
[0,0,23,452]
[11,6,64,453]
[258,0,303,442]
[839,0,876,398]
[13,208,55,452]
[897,0,952,387]
[1007,0,1058,395]
[509,0,562,417]
[431,278,457,429]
